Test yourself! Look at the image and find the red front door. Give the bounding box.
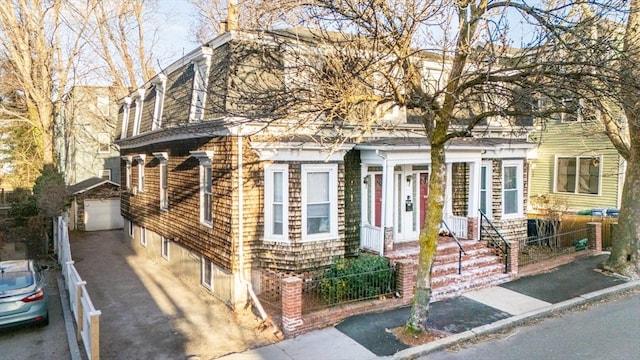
[419,172,429,228]
[374,174,383,227]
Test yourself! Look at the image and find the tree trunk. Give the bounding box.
[605,0,640,278]
[606,151,640,278]
[406,141,446,332]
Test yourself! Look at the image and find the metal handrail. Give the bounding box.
[441,220,466,274]
[478,210,511,273]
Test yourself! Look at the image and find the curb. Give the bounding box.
[57,274,83,360]
[393,280,640,359]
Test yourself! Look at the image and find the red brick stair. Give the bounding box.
[386,236,512,301]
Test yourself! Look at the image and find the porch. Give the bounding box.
[360,214,474,255]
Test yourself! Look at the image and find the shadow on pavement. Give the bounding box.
[336,297,510,356]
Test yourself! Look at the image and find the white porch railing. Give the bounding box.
[360,224,384,255]
[442,214,468,239]
[55,217,101,360]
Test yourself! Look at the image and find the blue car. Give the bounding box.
[0,260,49,328]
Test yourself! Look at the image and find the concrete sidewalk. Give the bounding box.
[218,254,640,360]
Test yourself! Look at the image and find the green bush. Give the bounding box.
[7,188,38,226]
[319,253,395,304]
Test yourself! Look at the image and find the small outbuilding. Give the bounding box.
[67,177,123,231]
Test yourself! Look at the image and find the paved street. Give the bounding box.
[423,291,640,360]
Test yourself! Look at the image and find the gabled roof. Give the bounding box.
[67,177,119,195]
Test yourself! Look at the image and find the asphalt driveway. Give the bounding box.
[69,230,278,359]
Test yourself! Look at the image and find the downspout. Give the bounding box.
[237,136,281,335]
[376,149,387,256]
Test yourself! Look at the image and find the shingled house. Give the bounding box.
[115,28,535,307]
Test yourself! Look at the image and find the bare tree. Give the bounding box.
[599,0,640,278]
[225,0,625,332]
[0,0,164,187]
[188,0,303,42]
[90,0,159,91]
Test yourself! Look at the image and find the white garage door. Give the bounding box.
[84,199,123,231]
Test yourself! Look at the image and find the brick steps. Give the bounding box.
[387,237,512,301]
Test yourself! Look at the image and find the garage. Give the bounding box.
[84,198,123,231]
[67,177,122,231]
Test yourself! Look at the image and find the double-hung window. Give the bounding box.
[121,156,132,190]
[191,151,214,226]
[201,257,213,290]
[555,156,601,195]
[190,49,212,122]
[502,160,523,218]
[153,152,169,210]
[99,169,111,180]
[161,236,170,260]
[264,164,289,241]
[98,133,110,153]
[134,154,146,193]
[132,89,145,136]
[302,164,338,240]
[120,98,131,138]
[140,227,147,247]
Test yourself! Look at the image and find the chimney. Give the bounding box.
[222,0,238,33]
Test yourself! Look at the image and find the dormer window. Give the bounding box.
[132,89,145,136]
[120,97,132,139]
[151,75,167,130]
[190,48,213,123]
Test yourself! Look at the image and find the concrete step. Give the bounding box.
[432,263,507,288]
[431,272,513,301]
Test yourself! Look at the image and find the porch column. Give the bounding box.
[383,161,395,252]
[444,162,452,215]
[468,160,481,218]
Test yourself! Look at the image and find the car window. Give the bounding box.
[0,271,35,292]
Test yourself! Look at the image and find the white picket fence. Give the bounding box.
[54,216,101,360]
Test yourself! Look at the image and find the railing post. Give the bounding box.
[467,216,479,240]
[65,261,74,286]
[508,240,519,276]
[76,282,86,342]
[89,311,101,360]
[281,276,303,337]
[396,261,417,300]
[586,222,602,253]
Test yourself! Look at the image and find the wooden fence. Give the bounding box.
[54,216,101,360]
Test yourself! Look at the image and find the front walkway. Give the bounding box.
[218,253,638,359]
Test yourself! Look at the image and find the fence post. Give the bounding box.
[281,276,303,336]
[76,282,85,342]
[467,217,479,240]
[508,240,519,277]
[396,261,417,300]
[586,222,602,253]
[89,311,101,360]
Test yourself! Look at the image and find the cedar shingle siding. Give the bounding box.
[343,150,362,256]
[121,137,235,271]
[163,63,196,126]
